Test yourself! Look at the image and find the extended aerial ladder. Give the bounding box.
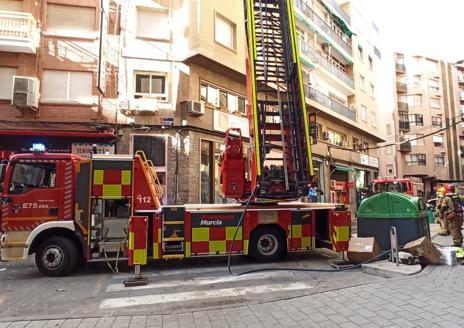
[221,0,314,200]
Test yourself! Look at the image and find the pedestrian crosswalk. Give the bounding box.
[99,267,314,310]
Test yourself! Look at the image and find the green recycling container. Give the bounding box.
[356,192,430,251]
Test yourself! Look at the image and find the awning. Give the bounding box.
[320,1,353,37]
[334,165,353,172]
[0,130,115,139]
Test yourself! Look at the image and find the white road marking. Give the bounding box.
[106,271,293,292]
[100,282,312,309]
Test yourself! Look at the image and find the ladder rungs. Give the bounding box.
[163,237,184,242]
[163,221,184,225]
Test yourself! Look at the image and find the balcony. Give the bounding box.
[0,11,39,54]
[458,75,464,84]
[396,82,407,93]
[305,87,356,121]
[461,146,464,157]
[460,92,464,101]
[299,40,354,89]
[397,101,409,111]
[399,121,410,131]
[294,0,352,55]
[399,141,411,153]
[395,62,406,73]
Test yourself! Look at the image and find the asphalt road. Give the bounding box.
[0,250,385,322]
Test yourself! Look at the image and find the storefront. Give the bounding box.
[0,130,116,160]
[329,165,352,205]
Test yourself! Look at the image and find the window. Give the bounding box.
[386,164,394,175]
[136,8,170,40]
[386,124,392,136]
[134,72,167,100]
[359,75,365,91]
[352,137,359,150]
[428,79,439,92]
[9,163,56,194]
[432,135,444,147]
[400,76,421,88]
[0,67,17,99]
[42,70,93,103]
[46,4,95,35]
[200,82,246,114]
[360,105,367,122]
[434,156,445,167]
[430,98,441,109]
[408,114,423,126]
[371,111,377,127]
[405,154,426,166]
[385,145,393,155]
[369,83,375,98]
[399,94,422,107]
[326,130,346,146]
[368,56,373,70]
[296,26,305,43]
[358,45,363,60]
[404,133,424,146]
[215,13,236,50]
[432,116,442,128]
[362,142,369,153]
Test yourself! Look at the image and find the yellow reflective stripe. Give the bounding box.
[185,241,191,257]
[129,232,134,250]
[103,185,122,197]
[226,226,242,240]
[335,226,350,241]
[291,224,302,238]
[192,228,209,241]
[121,170,131,185]
[153,243,159,259]
[133,249,147,265]
[93,169,103,185]
[302,237,311,248]
[209,241,226,253]
[244,239,249,255]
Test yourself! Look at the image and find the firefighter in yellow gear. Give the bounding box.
[438,185,463,247]
[435,187,449,235]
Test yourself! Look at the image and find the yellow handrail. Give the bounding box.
[135,150,165,204]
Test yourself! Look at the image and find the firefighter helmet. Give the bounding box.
[445,185,456,195]
[437,186,446,196]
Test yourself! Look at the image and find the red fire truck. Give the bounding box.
[0,0,351,276]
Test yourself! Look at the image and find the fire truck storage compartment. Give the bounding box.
[314,209,331,248]
[91,199,130,254]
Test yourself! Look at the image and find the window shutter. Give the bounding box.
[47,4,95,34]
[0,67,17,99]
[136,8,169,40]
[69,72,92,103]
[42,70,68,101]
[0,0,23,11]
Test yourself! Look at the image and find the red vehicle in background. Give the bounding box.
[371,178,424,197]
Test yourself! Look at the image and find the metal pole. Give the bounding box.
[390,226,399,266]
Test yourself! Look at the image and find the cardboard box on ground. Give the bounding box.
[403,237,441,265]
[348,237,381,264]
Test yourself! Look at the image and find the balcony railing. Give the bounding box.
[294,0,352,54]
[299,40,354,89]
[399,121,410,131]
[305,87,356,121]
[397,101,409,111]
[0,10,39,54]
[399,141,411,153]
[395,63,406,72]
[396,82,407,93]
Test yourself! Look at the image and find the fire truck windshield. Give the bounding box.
[373,182,407,193]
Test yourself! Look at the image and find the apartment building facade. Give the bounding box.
[0,0,383,209]
[0,0,120,158]
[382,52,453,195]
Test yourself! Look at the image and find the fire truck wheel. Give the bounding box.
[35,237,78,277]
[249,226,285,262]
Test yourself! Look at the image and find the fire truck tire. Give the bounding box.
[35,237,78,276]
[249,226,285,262]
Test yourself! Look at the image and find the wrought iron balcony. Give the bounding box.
[396,82,407,93]
[397,101,409,111]
[294,0,352,54]
[0,10,39,54]
[399,121,410,131]
[400,141,411,153]
[299,40,354,89]
[305,87,356,121]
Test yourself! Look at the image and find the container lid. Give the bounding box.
[356,192,427,219]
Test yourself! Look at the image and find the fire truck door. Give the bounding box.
[4,161,61,230]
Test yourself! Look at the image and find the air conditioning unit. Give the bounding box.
[182,100,205,116]
[132,98,159,112]
[11,76,39,110]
